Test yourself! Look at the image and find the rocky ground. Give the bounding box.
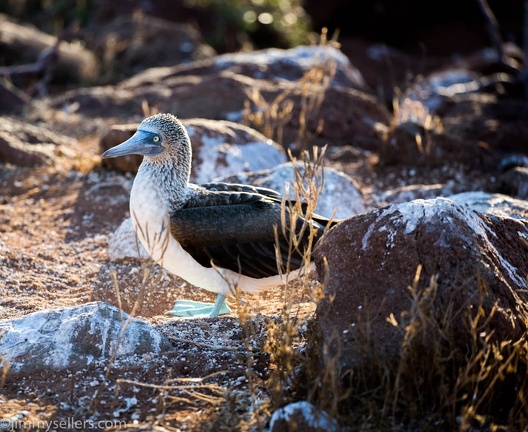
[1,4,528,432]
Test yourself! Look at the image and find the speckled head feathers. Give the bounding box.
[138,113,192,160]
[132,113,193,190]
[140,113,187,142]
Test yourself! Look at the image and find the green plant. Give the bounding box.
[0,0,96,34]
[187,0,311,51]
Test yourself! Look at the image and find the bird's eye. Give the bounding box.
[153,135,160,143]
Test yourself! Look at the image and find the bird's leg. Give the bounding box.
[210,293,227,318]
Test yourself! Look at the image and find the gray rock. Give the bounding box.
[448,191,528,219]
[0,302,173,373]
[185,119,287,184]
[269,401,339,432]
[108,217,148,260]
[500,167,528,200]
[218,162,366,219]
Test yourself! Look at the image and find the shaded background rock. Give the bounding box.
[0,116,77,166]
[500,166,528,199]
[0,82,28,113]
[0,13,99,87]
[93,14,216,82]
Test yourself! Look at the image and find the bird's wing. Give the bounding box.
[169,190,316,279]
[202,182,341,227]
[200,182,283,202]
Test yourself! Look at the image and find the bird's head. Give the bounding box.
[102,113,191,164]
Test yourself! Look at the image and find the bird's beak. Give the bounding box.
[101,130,164,158]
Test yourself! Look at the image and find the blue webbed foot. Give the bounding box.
[168,293,230,317]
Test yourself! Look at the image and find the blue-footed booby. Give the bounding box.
[102,113,337,317]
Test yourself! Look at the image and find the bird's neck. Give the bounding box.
[137,159,191,210]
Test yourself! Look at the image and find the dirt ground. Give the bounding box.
[0,109,502,431]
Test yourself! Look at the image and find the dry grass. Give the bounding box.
[303,265,528,431]
[242,28,339,153]
[263,146,329,408]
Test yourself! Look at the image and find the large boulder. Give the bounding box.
[313,197,528,370]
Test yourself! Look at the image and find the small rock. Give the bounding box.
[108,217,148,260]
[0,302,173,374]
[499,167,528,199]
[269,401,339,432]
